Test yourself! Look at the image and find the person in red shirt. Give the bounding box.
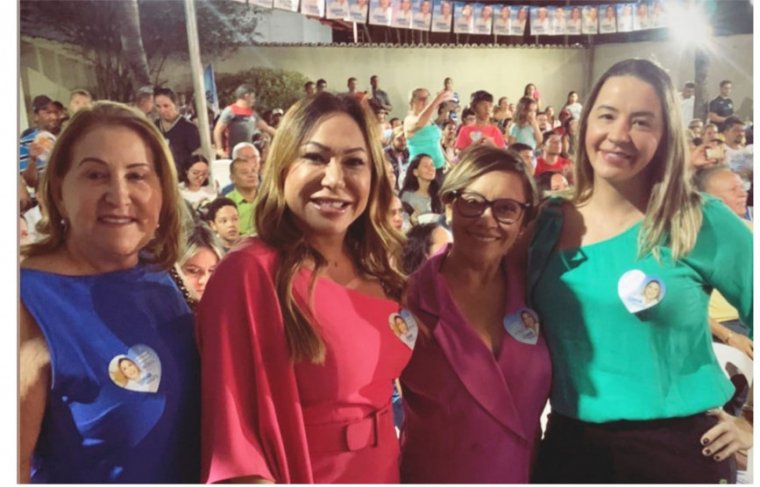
[455,90,505,151]
[534,131,572,179]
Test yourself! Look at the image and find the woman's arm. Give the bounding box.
[405,90,454,138]
[19,302,51,483]
[710,317,753,359]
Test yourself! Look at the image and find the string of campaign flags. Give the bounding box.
[249,0,668,36]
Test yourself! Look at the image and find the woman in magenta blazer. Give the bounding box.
[400,145,552,483]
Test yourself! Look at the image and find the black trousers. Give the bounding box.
[534,412,737,483]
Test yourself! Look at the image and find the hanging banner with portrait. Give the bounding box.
[303,0,326,17]
[598,3,617,33]
[453,1,474,34]
[255,0,670,37]
[431,0,453,32]
[347,0,369,22]
[582,5,599,34]
[412,0,433,30]
[325,0,349,19]
[616,3,635,33]
[529,6,550,35]
[472,3,493,35]
[368,0,393,25]
[273,0,300,12]
[391,0,414,28]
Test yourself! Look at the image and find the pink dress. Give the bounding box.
[198,239,411,483]
[400,246,552,483]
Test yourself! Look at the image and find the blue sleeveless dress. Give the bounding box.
[20,265,200,483]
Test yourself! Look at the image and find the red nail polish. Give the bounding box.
[704,449,711,455]
[702,438,709,445]
[714,455,721,461]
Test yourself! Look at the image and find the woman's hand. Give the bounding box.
[727,333,754,359]
[700,409,753,462]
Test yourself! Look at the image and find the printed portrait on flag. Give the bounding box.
[369,0,393,25]
[431,0,453,32]
[582,5,599,34]
[412,0,433,30]
[453,1,474,34]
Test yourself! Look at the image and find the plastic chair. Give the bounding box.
[211,158,232,194]
[712,342,753,484]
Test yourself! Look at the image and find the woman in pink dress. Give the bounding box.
[400,145,552,482]
[197,92,410,483]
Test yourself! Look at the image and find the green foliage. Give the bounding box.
[20,0,265,101]
[216,67,309,114]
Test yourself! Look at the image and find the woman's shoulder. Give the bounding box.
[215,238,279,278]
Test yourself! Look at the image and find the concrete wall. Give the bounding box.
[167,45,589,120]
[19,33,753,123]
[592,34,753,120]
[256,9,333,43]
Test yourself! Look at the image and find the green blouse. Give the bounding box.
[528,195,753,423]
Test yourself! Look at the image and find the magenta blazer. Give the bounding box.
[400,247,552,483]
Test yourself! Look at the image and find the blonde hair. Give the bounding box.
[572,58,702,260]
[408,88,428,108]
[21,101,184,270]
[440,145,540,225]
[254,92,405,363]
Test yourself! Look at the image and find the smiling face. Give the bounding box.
[57,125,162,269]
[414,156,436,182]
[283,113,371,240]
[185,161,209,190]
[584,75,664,190]
[450,170,526,263]
[643,280,661,302]
[119,358,141,380]
[521,311,537,330]
[180,247,219,298]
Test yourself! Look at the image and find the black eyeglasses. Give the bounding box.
[451,190,530,224]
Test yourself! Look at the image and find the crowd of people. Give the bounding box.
[18,58,753,483]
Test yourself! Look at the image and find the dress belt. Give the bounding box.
[304,401,393,453]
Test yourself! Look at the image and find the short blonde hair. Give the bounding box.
[22,101,183,270]
[440,145,539,225]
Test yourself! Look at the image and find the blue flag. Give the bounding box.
[204,64,220,117]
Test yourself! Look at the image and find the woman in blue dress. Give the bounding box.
[19,101,199,483]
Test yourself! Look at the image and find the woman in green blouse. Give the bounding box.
[528,59,752,483]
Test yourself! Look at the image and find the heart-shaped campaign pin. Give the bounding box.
[389,309,419,349]
[108,344,161,393]
[503,307,540,345]
[618,269,666,314]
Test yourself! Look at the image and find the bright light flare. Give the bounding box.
[666,2,713,46]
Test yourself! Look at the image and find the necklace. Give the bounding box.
[168,266,198,312]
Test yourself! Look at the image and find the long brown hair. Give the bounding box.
[21,101,183,270]
[254,92,405,363]
[573,58,702,260]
